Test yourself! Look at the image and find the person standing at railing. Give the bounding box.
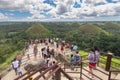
[70,54,75,70]
[70,44,74,51]
[94,46,100,67]
[74,51,81,71]
[88,48,96,78]
[56,42,59,49]
[73,44,78,52]
[25,41,30,51]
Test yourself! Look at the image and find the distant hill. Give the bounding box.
[101,22,120,34]
[78,24,107,35]
[26,23,50,38]
[68,24,108,37]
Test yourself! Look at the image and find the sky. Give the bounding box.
[0,0,120,22]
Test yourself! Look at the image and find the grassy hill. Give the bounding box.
[26,23,50,38]
[101,22,120,34]
[67,23,108,38]
[78,24,108,36]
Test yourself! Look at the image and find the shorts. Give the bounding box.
[18,72,22,76]
[89,63,96,68]
[14,67,18,71]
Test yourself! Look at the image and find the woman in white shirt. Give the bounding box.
[12,58,19,75]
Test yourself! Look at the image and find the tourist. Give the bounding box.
[47,46,50,54]
[12,58,19,75]
[16,54,22,66]
[70,44,74,51]
[88,48,96,78]
[70,54,74,66]
[33,45,38,60]
[65,43,70,48]
[73,44,78,51]
[56,42,59,49]
[94,46,100,66]
[26,50,30,60]
[74,51,81,71]
[25,41,29,51]
[43,48,47,59]
[70,54,74,70]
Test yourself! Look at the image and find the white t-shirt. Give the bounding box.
[12,60,19,68]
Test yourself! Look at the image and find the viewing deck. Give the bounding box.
[1,42,120,80]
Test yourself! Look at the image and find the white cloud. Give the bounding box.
[56,3,67,15]
[47,0,120,20]
[48,0,75,18]
[94,2,120,17]
[27,14,45,19]
[0,0,53,16]
[48,8,57,17]
[93,0,107,4]
[0,0,120,21]
[1,0,54,20]
[0,13,8,19]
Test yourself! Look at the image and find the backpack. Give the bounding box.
[74,54,80,62]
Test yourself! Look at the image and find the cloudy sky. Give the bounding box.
[0,0,120,21]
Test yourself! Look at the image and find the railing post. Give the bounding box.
[55,69,61,80]
[97,59,99,66]
[80,62,83,80]
[80,57,82,80]
[105,53,113,71]
[108,71,111,80]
